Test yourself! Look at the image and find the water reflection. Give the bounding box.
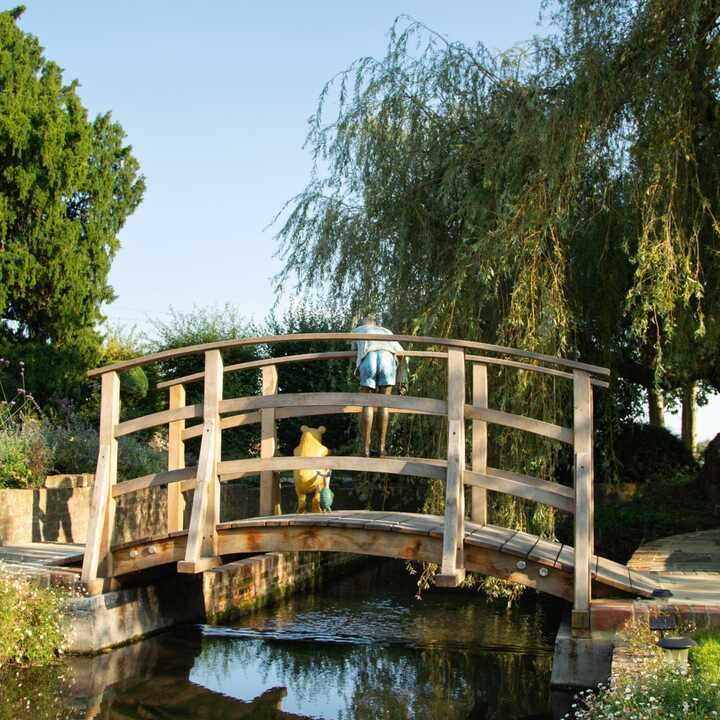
[0,561,564,720]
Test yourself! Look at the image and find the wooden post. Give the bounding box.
[81,371,120,591]
[179,350,223,573]
[167,383,186,534]
[260,364,281,515]
[471,363,488,525]
[572,370,593,635]
[436,347,466,587]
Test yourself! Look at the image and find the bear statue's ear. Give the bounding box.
[301,425,309,432]
[319,425,326,434]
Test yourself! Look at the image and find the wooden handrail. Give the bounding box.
[156,349,447,389]
[86,332,610,378]
[218,392,448,417]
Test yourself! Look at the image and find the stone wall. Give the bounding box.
[0,476,362,547]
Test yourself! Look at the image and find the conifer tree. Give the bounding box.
[0,6,145,402]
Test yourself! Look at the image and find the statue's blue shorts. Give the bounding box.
[359,350,397,389]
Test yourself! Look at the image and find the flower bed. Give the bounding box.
[0,568,66,667]
[569,625,720,719]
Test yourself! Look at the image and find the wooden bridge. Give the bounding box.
[80,333,660,636]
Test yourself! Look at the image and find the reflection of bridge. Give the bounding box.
[80,333,660,636]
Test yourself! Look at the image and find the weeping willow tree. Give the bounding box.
[276,1,720,580]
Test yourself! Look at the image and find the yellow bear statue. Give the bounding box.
[293,425,331,513]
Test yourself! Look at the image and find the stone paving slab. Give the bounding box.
[628,529,720,602]
[0,541,84,567]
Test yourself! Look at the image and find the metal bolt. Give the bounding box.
[538,567,549,577]
[516,560,527,570]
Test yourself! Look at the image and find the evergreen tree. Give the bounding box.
[0,6,145,403]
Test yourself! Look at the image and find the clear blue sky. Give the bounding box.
[14,2,719,441]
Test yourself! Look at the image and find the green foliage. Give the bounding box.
[263,305,356,456]
[582,471,714,563]
[275,5,720,555]
[0,571,66,667]
[150,305,260,461]
[0,7,144,404]
[43,415,165,481]
[613,423,698,484]
[0,396,51,488]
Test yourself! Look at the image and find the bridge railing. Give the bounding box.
[80,333,608,632]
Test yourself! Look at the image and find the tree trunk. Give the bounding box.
[681,381,697,456]
[648,388,664,427]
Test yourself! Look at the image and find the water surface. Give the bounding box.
[1,560,564,719]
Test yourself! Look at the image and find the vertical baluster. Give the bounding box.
[437,347,466,587]
[81,371,120,592]
[179,349,223,573]
[260,364,281,515]
[167,383,186,533]
[572,369,593,635]
[471,363,488,525]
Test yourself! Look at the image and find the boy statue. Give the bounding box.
[351,315,408,456]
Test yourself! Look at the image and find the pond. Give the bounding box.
[1,560,567,720]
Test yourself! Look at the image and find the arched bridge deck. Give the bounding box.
[78,331,660,637]
[110,511,657,602]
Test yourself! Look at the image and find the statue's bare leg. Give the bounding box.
[296,493,306,513]
[360,386,374,457]
[378,385,393,456]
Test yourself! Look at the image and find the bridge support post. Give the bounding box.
[81,371,120,592]
[437,347,466,587]
[260,364,281,515]
[471,363,488,525]
[167,383,186,533]
[572,370,594,636]
[179,350,223,574]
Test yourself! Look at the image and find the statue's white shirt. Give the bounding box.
[351,324,404,367]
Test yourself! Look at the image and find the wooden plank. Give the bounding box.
[157,350,449,389]
[471,363,488,524]
[114,404,203,438]
[573,370,593,634]
[437,347,466,587]
[88,332,610,379]
[219,392,447,417]
[260,364,280,516]
[111,466,197,498]
[464,406,573,445]
[218,455,448,481]
[167,384,186,533]
[465,467,574,513]
[181,350,223,571]
[81,371,120,584]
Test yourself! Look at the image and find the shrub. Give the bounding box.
[0,417,52,488]
[0,570,66,667]
[613,422,698,485]
[44,417,165,480]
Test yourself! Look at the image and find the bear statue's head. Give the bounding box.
[300,425,326,442]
